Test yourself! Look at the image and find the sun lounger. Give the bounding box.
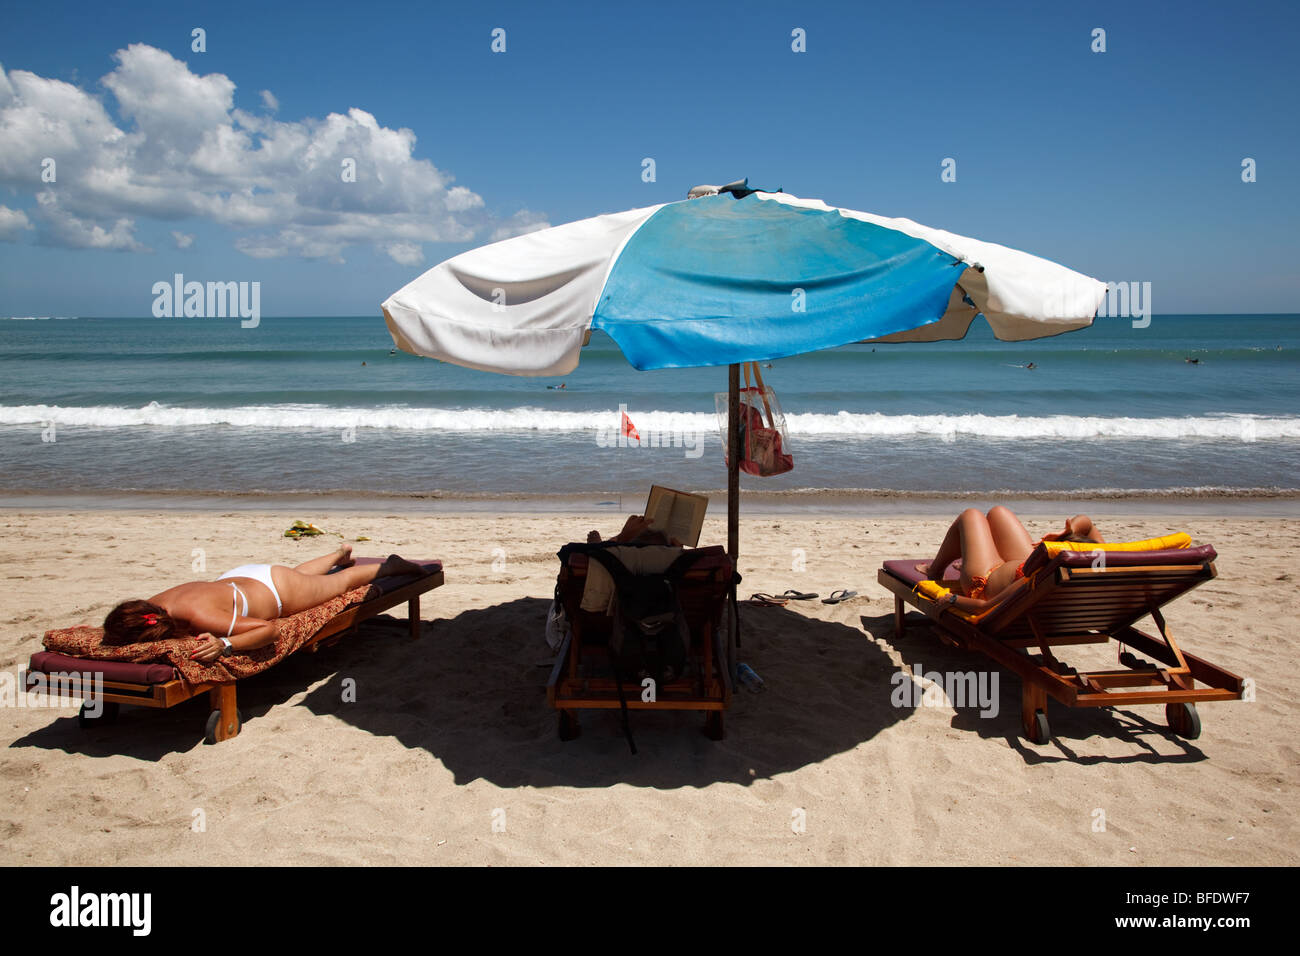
[26,558,443,744]
[877,540,1244,743]
[548,544,735,742]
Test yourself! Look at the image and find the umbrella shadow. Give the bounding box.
[295,597,911,787]
[865,609,1208,765]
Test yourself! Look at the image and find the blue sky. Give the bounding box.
[0,0,1296,316]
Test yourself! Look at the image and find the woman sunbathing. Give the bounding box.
[917,508,1104,610]
[103,546,424,663]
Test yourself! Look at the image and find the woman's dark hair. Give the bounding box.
[103,600,185,646]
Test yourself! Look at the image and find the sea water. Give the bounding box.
[0,313,1296,502]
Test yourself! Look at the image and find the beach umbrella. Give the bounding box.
[382,184,1107,666]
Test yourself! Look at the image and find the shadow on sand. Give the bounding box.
[285,597,916,787]
[866,608,1208,765]
[13,600,907,782]
[12,599,1206,775]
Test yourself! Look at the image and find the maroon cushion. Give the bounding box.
[29,650,176,685]
[885,544,1217,588]
[334,558,442,596]
[882,559,932,586]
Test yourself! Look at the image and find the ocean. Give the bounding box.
[1,313,1297,506]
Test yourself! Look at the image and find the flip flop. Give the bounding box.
[780,589,819,601]
[821,589,858,604]
[747,593,790,607]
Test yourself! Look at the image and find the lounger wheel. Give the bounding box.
[1025,710,1050,745]
[1166,702,1201,740]
[78,701,119,728]
[204,708,244,744]
[557,709,580,741]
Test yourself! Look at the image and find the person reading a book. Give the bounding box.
[916,508,1104,610]
[586,514,684,547]
[586,487,708,549]
[579,515,686,615]
[578,488,708,614]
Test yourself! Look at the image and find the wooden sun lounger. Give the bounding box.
[878,544,1244,743]
[27,562,444,744]
[548,545,734,741]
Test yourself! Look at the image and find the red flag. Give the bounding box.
[621,410,641,443]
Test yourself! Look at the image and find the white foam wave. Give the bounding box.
[1,403,1297,440]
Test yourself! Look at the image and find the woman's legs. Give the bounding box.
[272,554,423,615]
[293,544,354,576]
[924,516,965,580]
[986,506,1036,563]
[925,509,1004,589]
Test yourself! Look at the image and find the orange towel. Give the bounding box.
[42,583,378,686]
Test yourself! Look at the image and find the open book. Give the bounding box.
[645,485,708,548]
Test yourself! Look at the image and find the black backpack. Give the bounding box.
[561,543,713,753]
[586,547,692,688]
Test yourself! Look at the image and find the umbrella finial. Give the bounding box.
[688,178,781,200]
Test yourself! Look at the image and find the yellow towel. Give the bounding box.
[1040,532,1190,557]
[911,532,1191,619]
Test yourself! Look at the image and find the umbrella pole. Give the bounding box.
[727,363,740,681]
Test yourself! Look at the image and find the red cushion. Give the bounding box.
[29,650,176,685]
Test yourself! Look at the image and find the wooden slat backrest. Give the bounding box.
[980,562,1215,640]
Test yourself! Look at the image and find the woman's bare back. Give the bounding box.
[149,579,279,636]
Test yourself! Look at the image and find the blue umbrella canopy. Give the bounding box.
[383,189,1106,375]
[383,186,1108,673]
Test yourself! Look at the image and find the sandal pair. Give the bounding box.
[748,589,819,606]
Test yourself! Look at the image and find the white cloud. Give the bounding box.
[0,204,32,240]
[35,190,145,250]
[260,89,278,112]
[384,241,424,266]
[171,230,194,248]
[491,209,551,242]
[0,45,548,261]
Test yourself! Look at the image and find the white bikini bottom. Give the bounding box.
[217,563,284,618]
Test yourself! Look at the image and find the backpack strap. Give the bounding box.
[608,644,637,755]
[560,542,645,755]
[581,546,634,589]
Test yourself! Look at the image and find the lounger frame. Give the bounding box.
[548,549,733,741]
[28,570,443,744]
[878,556,1244,743]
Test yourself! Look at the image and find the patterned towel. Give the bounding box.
[42,583,379,687]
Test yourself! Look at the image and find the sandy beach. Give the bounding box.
[1,507,1296,867]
